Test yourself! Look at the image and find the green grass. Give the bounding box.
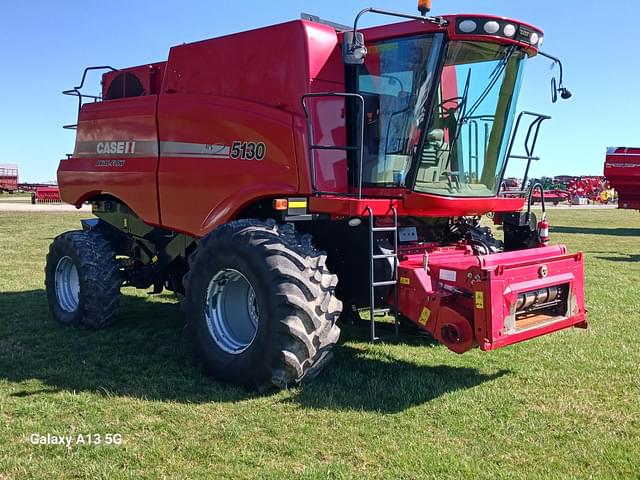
[0,210,639,479]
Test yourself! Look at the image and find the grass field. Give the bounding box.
[0,210,639,479]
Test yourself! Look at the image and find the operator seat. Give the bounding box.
[416,129,449,183]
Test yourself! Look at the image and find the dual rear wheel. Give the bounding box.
[45,220,342,390]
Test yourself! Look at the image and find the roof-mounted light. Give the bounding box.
[504,24,517,38]
[484,21,500,35]
[530,32,540,46]
[458,20,477,33]
[455,17,543,48]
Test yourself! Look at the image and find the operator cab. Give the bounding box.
[304,4,571,214]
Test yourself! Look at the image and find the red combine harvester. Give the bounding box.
[47,2,587,390]
[0,164,18,192]
[605,147,640,209]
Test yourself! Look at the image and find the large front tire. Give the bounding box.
[45,230,122,328]
[182,220,342,391]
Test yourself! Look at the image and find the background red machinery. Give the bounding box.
[31,186,62,204]
[527,176,613,206]
[605,147,640,209]
[565,176,611,204]
[0,164,18,192]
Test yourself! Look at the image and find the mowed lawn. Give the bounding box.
[0,209,638,479]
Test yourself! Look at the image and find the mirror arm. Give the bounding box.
[352,7,447,34]
[539,51,572,101]
[345,8,448,64]
[538,51,564,87]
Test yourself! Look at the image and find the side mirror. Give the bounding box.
[560,87,573,100]
[343,31,367,65]
[551,77,572,103]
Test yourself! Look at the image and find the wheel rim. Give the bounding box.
[55,256,80,313]
[205,268,259,354]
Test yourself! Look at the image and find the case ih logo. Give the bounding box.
[96,141,136,155]
[95,159,126,167]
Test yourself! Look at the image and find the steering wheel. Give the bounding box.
[440,171,462,192]
[436,96,465,116]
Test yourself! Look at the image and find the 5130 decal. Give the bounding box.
[230,141,266,161]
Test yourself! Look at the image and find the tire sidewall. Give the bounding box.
[45,235,86,326]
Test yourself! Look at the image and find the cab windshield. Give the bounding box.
[359,34,444,186]
[415,41,527,197]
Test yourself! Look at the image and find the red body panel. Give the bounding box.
[157,95,301,236]
[310,192,525,218]
[58,96,161,225]
[605,147,640,210]
[162,20,338,116]
[59,20,342,233]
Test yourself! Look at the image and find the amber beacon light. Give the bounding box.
[418,0,432,15]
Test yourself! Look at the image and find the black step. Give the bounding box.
[372,253,397,260]
[372,280,397,287]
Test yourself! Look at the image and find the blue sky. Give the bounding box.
[0,0,631,182]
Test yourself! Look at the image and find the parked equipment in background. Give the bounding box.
[605,147,640,210]
[32,187,62,204]
[565,176,610,204]
[0,164,18,193]
[46,2,587,391]
[531,188,569,206]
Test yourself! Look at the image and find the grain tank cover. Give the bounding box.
[162,20,339,114]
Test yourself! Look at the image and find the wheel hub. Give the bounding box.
[205,268,259,354]
[54,256,80,312]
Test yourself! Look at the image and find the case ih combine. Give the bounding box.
[46,2,587,390]
[605,147,640,210]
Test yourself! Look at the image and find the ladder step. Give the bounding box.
[371,227,397,232]
[373,308,392,315]
[372,280,397,287]
[372,254,397,260]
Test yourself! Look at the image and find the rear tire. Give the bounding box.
[182,219,342,391]
[45,230,122,328]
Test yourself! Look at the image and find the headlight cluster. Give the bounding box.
[455,18,543,48]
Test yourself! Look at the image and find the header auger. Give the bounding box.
[46,3,586,391]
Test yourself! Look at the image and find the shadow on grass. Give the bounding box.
[552,226,640,237]
[0,289,508,412]
[595,254,640,263]
[288,345,509,413]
